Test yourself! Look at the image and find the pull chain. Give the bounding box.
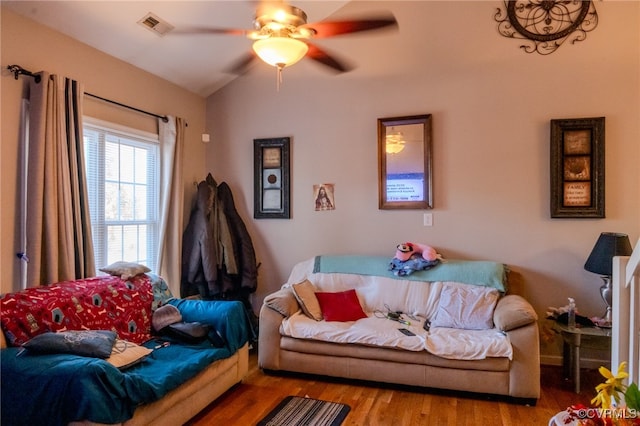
[276,64,284,91]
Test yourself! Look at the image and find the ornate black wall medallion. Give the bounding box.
[495,0,598,55]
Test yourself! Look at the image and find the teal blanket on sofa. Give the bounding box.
[313,255,507,292]
[0,299,248,426]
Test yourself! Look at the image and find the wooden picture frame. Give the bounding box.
[378,114,433,210]
[550,117,605,218]
[254,137,290,219]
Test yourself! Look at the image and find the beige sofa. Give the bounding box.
[258,256,540,403]
[0,273,249,426]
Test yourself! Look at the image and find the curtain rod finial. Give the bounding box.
[7,65,21,79]
[7,64,41,83]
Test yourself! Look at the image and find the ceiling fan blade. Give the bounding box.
[171,27,249,36]
[306,43,353,73]
[301,13,398,39]
[223,52,257,75]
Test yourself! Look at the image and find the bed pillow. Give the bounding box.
[21,330,116,358]
[106,339,153,370]
[315,289,368,322]
[430,282,499,330]
[99,261,151,280]
[291,279,323,321]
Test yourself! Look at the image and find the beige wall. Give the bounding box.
[205,1,639,364]
[1,7,207,294]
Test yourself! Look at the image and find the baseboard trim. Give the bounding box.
[540,354,610,369]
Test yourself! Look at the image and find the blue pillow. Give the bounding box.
[21,330,117,358]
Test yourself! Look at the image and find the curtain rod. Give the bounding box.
[85,93,168,123]
[7,64,169,123]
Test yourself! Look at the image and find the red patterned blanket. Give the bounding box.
[1,274,155,345]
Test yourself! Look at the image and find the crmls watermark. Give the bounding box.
[573,407,639,420]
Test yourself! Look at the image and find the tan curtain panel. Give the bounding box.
[156,116,186,296]
[26,73,95,286]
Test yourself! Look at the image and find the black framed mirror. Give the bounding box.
[378,114,432,210]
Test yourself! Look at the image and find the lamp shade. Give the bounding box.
[252,37,308,68]
[584,232,633,276]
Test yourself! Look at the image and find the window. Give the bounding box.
[83,118,159,272]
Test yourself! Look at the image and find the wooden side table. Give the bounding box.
[554,322,611,393]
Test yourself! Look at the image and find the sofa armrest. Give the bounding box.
[493,294,538,331]
[263,288,299,318]
[505,321,541,399]
[169,299,248,352]
[258,288,301,370]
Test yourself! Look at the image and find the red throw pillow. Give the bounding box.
[315,289,367,322]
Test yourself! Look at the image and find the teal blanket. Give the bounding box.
[1,299,248,426]
[313,255,506,292]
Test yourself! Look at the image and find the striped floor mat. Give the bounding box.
[257,396,351,426]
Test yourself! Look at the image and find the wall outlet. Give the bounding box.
[423,213,433,227]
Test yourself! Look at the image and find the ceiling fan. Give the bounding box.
[177,1,398,82]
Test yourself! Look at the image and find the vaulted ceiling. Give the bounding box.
[3,1,366,97]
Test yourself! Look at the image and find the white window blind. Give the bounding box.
[83,118,159,272]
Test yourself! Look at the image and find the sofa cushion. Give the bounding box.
[264,289,299,317]
[430,282,499,330]
[315,289,367,322]
[21,330,117,358]
[99,261,151,280]
[152,304,184,332]
[279,336,511,371]
[280,312,513,359]
[291,280,322,321]
[493,294,538,331]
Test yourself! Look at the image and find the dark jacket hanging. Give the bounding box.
[182,176,258,302]
[217,182,258,299]
[180,181,218,298]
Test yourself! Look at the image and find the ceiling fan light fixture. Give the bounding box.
[254,5,308,30]
[252,37,308,68]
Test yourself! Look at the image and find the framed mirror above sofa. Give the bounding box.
[378,114,433,209]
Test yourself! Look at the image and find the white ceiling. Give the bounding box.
[2,1,372,97]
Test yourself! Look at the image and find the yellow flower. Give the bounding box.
[591,362,629,410]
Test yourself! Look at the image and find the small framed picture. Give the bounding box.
[550,117,605,218]
[254,137,290,219]
[313,184,335,211]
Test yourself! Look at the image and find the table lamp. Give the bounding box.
[584,232,633,327]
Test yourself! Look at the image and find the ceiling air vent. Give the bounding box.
[137,12,174,36]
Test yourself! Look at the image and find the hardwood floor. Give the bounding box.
[186,350,602,425]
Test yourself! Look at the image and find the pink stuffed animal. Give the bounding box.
[395,242,438,262]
